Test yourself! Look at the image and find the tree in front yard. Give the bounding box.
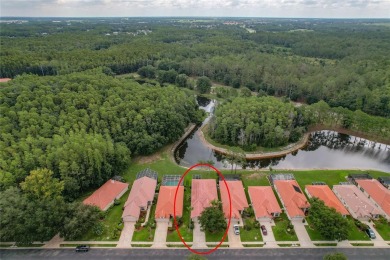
[198,200,226,233]
[308,198,349,241]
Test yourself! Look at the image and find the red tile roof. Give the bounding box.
[122,176,157,219]
[219,180,249,219]
[356,179,390,217]
[155,186,184,219]
[0,78,11,83]
[191,179,218,219]
[83,180,129,210]
[274,180,310,218]
[248,186,281,219]
[305,185,349,215]
[333,185,384,219]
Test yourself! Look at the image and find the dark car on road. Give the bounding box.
[261,225,267,235]
[366,228,376,239]
[75,245,90,252]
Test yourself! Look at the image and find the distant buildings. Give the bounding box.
[83,180,128,211]
[0,78,12,83]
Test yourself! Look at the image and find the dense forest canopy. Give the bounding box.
[0,69,203,197]
[209,96,306,149]
[1,17,389,117]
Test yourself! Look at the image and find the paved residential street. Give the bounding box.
[2,248,390,260]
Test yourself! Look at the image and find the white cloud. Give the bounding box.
[1,0,389,17]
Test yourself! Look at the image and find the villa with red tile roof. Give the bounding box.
[273,180,310,219]
[333,185,385,221]
[155,186,184,221]
[83,180,129,211]
[219,180,249,222]
[305,185,349,217]
[248,186,282,221]
[122,176,157,222]
[355,179,390,220]
[191,179,218,220]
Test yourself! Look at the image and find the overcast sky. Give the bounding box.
[1,0,389,18]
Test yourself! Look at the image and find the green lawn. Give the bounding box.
[75,190,130,241]
[132,203,157,242]
[166,186,193,242]
[272,213,298,241]
[304,217,333,241]
[373,218,390,241]
[240,227,263,242]
[205,230,229,242]
[346,217,370,241]
[305,225,332,241]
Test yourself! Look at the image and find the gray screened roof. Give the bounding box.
[136,168,158,180]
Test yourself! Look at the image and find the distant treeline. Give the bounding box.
[1,19,389,118]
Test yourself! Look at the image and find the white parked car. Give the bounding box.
[233,224,240,235]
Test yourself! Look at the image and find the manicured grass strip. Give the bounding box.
[60,244,117,247]
[243,244,264,247]
[207,244,229,247]
[314,243,337,246]
[205,230,229,242]
[166,244,192,247]
[373,219,390,240]
[278,244,300,247]
[239,227,263,242]
[350,243,374,246]
[0,244,44,248]
[131,244,152,247]
[272,213,298,241]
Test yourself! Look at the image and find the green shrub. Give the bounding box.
[93,222,104,235]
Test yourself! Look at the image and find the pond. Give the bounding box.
[175,96,390,172]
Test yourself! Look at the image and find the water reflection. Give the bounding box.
[175,97,390,172]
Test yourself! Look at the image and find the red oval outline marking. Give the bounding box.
[173,163,232,255]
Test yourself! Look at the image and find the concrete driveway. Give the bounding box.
[364,221,388,247]
[259,220,277,247]
[192,218,207,248]
[291,219,313,247]
[228,220,243,248]
[152,220,169,248]
[117,221,135,248]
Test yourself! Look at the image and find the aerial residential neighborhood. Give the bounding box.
[1,1,390,259]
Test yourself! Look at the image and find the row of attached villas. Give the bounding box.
[83,170,390,226]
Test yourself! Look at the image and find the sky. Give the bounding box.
[1,0,390,18]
